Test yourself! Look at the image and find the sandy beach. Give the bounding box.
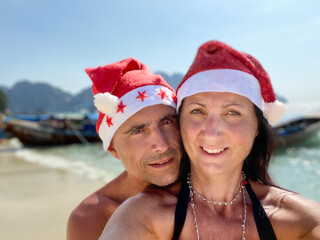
[0,140,106,240]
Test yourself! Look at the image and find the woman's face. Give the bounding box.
[179,92,259,176]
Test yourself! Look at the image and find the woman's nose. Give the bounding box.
[203,116,222,137]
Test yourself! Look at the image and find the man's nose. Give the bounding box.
[151,128,169,152]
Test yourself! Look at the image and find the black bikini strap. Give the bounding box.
[172,178,189,240]
[245,180,277,240]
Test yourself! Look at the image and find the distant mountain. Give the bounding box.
[0,86,9,94]
[155,72,183,89]
[68,87,95,112]
[0,72,183,114]
[275,94,287,103]
[9,80,73,113]
[0,80,92,114]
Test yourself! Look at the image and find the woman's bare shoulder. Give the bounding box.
[251,181,320,239]
[250,180,318,209]
[266,184,319,214]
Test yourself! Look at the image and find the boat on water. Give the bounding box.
[273,113,320,148]
[5,113,100,146]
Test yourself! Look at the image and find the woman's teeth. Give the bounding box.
[202,147,225,154]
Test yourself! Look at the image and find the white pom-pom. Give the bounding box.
[94,92,119,114]
[263,100,286,124]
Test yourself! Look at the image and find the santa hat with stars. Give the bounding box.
[86,57,177,150]
[176,40,285,124]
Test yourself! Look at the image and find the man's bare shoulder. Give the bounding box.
[134,183,181,206]
[70,172,128,219]
[70,184,118,219]
[67,172,126,240]
[100,182,182,240]
[110,182,180,218]
[251,181,320,239]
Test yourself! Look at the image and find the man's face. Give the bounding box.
[108,104,182,186]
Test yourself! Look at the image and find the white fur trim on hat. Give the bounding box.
[98,85,176,151]
[177,69,285,124]
[94,92,119,114]
[263,100,286,124]
[177,69,264,110]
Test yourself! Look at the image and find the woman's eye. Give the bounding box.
[227,110,240,116]
[191,109,202,114]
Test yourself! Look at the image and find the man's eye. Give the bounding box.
[162,119,171,125]
[132,128,142,135]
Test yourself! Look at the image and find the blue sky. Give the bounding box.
[1,0,320,101]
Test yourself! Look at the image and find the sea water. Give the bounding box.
[7,100,320,202]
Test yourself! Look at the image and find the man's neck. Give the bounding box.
[109,171,150,204]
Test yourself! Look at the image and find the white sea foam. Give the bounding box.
[13,143,123,182]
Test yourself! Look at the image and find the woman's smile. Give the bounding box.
[201,146,227,154]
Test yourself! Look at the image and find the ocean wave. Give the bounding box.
[12,142,123,182]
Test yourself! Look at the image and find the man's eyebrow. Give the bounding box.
[159,114,177,123]
[122,114,177,134]
[123,123,149,134]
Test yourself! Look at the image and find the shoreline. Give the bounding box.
[0,139,106,240]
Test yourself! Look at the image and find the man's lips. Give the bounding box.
[201,146,227,154]
[148,157,174,168]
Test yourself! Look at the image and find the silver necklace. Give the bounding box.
[189,176,243,206]
[187,173,248,240]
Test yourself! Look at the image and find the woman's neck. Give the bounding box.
[189,168,244,203]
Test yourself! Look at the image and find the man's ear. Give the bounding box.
[107,141,120,159]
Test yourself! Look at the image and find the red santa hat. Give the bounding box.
[86,57,177,150]
[176,40,285,124]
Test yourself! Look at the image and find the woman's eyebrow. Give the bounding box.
[186,102,206,108]
[222,103,244,108]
